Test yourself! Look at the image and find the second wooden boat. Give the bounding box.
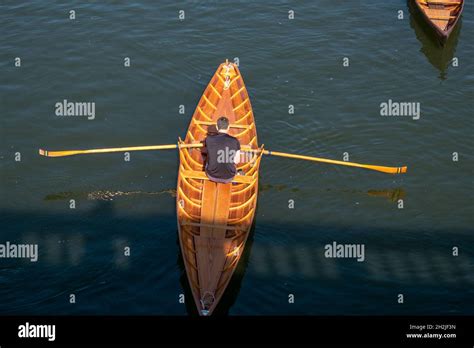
[176,61,262,315]
[413,0,464,43]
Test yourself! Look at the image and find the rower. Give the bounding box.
[202,116,241,183]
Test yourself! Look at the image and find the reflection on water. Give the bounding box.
[260,183,299,193]
[408,0,462,80]
[367,188,405,202]
[251,245,474,284]
[3,205,472,314]
[262,184,406,203]
[21,231,128,269]
[16,231,474,285]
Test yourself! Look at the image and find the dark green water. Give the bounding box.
[1,1,473,315]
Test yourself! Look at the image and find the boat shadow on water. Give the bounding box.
[407,0,462,80]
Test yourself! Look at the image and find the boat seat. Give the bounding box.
[181,169,255,184]
[424,0,461,4]
[427,15,456,20]
[182,220,244,231]
[423,8,452,29]
[194,120,250,129]
[424,8,451,14]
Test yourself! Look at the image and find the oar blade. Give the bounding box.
[369,165,407,174]
[39,149,82,157]
[38,143,183,158]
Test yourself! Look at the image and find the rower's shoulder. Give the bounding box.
[224,133,238,140]
[225,133,240,144]
[228,134,241,149]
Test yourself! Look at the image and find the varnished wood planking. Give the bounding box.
[413,0,464,42]
[176,62,261,315]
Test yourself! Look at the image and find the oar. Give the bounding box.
[38,143,198,157]
[39,143,407,174]
[38,143,260,157]
[257,150,407,174]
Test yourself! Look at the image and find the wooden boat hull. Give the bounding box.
[413,0,464,43]
[176,62,261,315]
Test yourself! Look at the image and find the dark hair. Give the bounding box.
[217,116,229,130]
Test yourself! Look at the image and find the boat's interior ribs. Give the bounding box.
[176,62,261,315]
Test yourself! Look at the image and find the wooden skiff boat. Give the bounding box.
[176,61,262,315]
[413,0,464,43]
[38,63,408,316]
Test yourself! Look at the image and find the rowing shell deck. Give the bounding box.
[176,62,262,315]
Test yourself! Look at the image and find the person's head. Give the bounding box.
[216,116,230,133]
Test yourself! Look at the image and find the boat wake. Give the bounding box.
[44,189,176,201]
